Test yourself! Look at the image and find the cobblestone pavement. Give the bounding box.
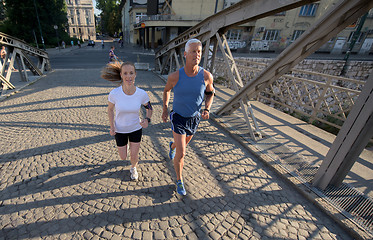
[0,69,352,239]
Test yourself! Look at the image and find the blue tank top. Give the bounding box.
[173,67,206,117]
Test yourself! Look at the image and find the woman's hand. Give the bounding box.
[110,128,116,136]
[140,119,149,128]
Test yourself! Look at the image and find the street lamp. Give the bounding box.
[54,25,61,51]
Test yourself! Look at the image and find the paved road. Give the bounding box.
[0,54,353,239]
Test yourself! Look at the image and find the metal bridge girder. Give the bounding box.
[155,0,319,71]
[0,32,50,93]
[312,73,373,190]
[216,0,373,116]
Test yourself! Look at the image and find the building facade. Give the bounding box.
[65,0,96,41]
[121,0,373,54]
[250,1,373,54]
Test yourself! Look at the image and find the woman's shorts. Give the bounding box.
[170,111,201,136]
[115,128,142,147]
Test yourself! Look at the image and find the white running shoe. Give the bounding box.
[130,167,138,180]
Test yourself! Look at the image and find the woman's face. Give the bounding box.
[120,64,136,86]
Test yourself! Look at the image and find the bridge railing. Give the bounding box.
[0,32,51,95]
[213,57,365,132]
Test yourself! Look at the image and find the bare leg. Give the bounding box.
[117,145,128,160]
[172,132,194,181]
[129,142,141,168]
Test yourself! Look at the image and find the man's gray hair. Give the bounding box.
[185,38,202,52]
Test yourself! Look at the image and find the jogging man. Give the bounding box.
[162,38,214,196]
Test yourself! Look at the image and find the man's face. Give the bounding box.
[185,43,202,66]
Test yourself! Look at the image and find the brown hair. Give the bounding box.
[101,61,136,84]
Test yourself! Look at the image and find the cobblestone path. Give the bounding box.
[0,69,351,239]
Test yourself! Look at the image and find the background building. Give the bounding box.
[121,0,373,54]
[250,1,373,54]
[66,0,96,41]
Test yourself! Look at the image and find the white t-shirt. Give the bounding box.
[108,86,150,133]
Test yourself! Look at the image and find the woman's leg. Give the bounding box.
[129,142,141,168]
[117,145,128,160]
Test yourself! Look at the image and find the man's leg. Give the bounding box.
[173,131,190,181]
[170,134,193,150]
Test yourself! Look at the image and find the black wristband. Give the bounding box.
[145,117,151,123]
[204,109,210,113]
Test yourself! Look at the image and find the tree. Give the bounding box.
[96,0,121,36]
[0,0,69,47]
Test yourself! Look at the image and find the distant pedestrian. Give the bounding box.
[109,46,117,62]
[0,46,16,71]
[77,40,81,48]
[71,40,74,46]
[61,41,66,49]
[0,46,5,80]
[1,46,6,66]
[101,40,104,49]
[101,61,153,181]
[162,38,215,196]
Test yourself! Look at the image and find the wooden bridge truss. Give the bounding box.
[0,32,51,93]
[155,0,373,190]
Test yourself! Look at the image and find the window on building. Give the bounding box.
[73,28,76,34]
[71,18,74,24]
[136,12,147,19]
[292,30,305,41]
[299,4,318,17]
[262,30,280,41]
[348,31,366,43]
[86,17,89,25]
[75,0,79,4]
[227,29,241,40]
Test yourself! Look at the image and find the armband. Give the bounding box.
[204,89,215,96]
[144,101,153,110]
[145,117,151,123]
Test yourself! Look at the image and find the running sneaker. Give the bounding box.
[130,167,138,180]
[176,180,186,196]
[169,141,176,160]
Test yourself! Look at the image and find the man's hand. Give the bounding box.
[162,109,169,122]
[201,109,210,120]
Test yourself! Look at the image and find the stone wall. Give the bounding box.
[236,57,373,81]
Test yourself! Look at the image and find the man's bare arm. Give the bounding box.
[162,71,178,122]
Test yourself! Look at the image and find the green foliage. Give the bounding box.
[96,0,121,36]
[0,0,68,46]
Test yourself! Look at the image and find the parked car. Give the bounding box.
[88,40,95,47]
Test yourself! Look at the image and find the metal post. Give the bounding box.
[33,0,45,50]
[340,13,368,76]
[54,25,61,51]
